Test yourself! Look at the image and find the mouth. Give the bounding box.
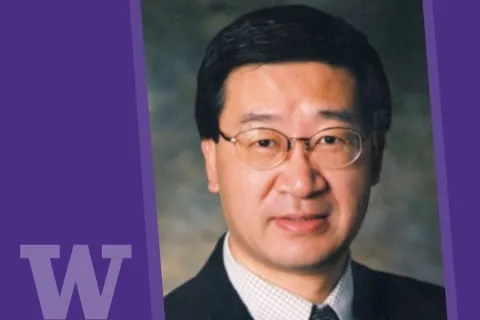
[273,213,330,234]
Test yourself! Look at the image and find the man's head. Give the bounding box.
[196,5,391,274]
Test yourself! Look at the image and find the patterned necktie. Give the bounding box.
[308,305,340,320]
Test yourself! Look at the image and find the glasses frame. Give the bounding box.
[218,126,369,170]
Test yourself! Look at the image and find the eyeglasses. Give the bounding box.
[218,127,367,170]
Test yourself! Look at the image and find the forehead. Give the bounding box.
[221,62,358,128]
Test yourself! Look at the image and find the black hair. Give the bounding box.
[194,4,391,141]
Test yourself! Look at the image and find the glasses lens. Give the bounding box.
[235,128,288,169]
[310,128,362,168]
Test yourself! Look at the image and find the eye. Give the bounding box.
[255,139,276,148]
[237,129,284,151]
[320,136,341,144]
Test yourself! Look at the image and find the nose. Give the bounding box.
[275,141,328,198]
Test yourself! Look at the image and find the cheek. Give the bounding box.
[216,152,272,220]
[324,163,371,218]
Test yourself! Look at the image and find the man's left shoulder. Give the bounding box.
[374,268,445,300]
[354,263,447,320]
[357,263,448,318]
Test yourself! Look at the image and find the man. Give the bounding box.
[163,4,447,320]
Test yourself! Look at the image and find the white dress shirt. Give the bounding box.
[223,233,355,320]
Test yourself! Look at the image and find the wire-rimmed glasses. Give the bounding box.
[218,127,367,170]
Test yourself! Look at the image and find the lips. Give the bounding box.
[273,213,330,233]
[278,214,328,220]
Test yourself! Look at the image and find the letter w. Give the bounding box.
[20,244,132,320]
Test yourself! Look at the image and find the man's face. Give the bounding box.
[201,61,383,272]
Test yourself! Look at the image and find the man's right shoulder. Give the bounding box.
[162,277,213,320]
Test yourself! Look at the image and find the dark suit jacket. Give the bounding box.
[163,234,448,320]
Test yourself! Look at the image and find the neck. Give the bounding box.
[227,235,349,304]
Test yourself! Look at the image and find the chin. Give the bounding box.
[267,256,333,273]
[266,246,342,271]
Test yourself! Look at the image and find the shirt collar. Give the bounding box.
[223,232,354,320]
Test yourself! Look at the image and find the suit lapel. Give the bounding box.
[194,234,254,320]
[351,261,390,320]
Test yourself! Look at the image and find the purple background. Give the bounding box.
[423,0,480,319]
[0,0,477,320]
[0,0,163,319]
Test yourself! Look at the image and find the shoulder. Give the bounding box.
[374,267,445,301]
[163,277,213,320]
[162,234,239,320]
[381,271,447,319]
[356,263,447,318]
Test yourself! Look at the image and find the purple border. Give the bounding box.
[423,0,457,319]
[1,0,162,319]
[423,0,480,319]
[129,0,165,319]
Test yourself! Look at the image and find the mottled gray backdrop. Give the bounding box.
[141,0,444,294]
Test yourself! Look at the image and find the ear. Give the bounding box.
[370,133,386,186]
[201,139,220,193]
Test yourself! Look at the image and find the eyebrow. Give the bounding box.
[318,109,358,126]
[238,109,358,126]
[239,112,281,124]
